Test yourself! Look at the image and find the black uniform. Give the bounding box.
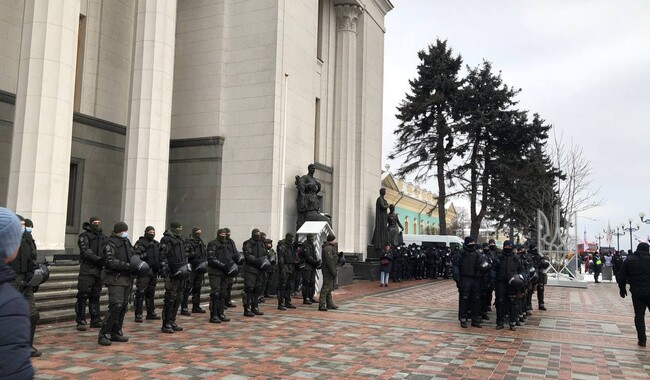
[183,232,207,314]
[618,242,650,346]
[75,222,107,330]
[133,231,162,322]
[300,235,319,304]
[492,240,522,330]
[160,227,188,333]
[453,237,482,327]
[206,230,234,323]
[242,229,267,317]
[98,230,134,345]
[224,228,238,308]
[277,234,297,310]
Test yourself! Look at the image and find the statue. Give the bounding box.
[370,188,389,251]
[387,204,404,246]
[296,163,330,229]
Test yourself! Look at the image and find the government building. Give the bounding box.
[0,0,393,258]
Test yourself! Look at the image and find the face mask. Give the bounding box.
[119,232,128,239]
[91,224,102,232]
[218,234,226,242]
[145,233,155,240]
[253,234,261,241]
[26,227,33,233]
[193,233,202,240]
[21,226,26,233]
[173,228,182,236]
[503,247,513,254]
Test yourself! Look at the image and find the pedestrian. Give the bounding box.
[593,252,602,283]
[75,216,107,331]
[319,233,339,311]
[618,242,650,347]
[379,244,392,287]
[0,207,34,378]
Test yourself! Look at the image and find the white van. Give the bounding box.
[402,234,464,250]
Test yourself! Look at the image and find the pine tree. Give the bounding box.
[389,39,463,235]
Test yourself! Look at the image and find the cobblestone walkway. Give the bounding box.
[32,279,650,379]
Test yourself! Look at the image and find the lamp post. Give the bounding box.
[594,234,604,251]
[640,211,650,225]
[622,218,640,252]
[610,227,625,252]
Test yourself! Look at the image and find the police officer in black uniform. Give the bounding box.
[133,226,162,322]
[75,216,107,331]
[492,240,523,330]
[478,242,494,321]
[300,234,319,304]
[160,221,188,333]
[206,228,235,323]
[242,229,268,317]
[182,227,207,315]
[223,227,239,308]
[276,233,297,311]
[452,237,482,328]
[98,222,136,346]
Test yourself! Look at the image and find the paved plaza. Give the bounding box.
[32,279,650,379]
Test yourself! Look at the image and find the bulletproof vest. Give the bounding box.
[497,253,518,281]
[9,234,35,274]
[106,236,133,271]
[279,241,295,264]
[459,250,479,276]
[139,238,161,264]
[81,230,103,260]
[188,238,207,262]
[163,234,186,266]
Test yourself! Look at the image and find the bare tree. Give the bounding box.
[549,130,603,219]
[449,207,469,238]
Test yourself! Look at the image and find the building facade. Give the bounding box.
[0,0,393,258]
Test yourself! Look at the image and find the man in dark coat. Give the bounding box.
[618,242,650,347]
[206,228,234,323]
[452,237,482,328]
[242,229,268,317]
[0,207,33,378]
[276,233,297,310]
[133,226,162,322]
[160,221,188,333]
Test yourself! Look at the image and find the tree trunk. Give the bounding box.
[436,113,447,235]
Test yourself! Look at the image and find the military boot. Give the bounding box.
[30,321,42,357]
[243,292,255,317]
[170,299,183,331]
[75,295,88,331]
[277,290,287,311]
[209,294,221,323]
[134,291,145,323]
[180,291,191,316]
[89,298,103,328]
[218,296,230,322]
[252,292,264,315]
[161,298,175,333]
[285,290,296,309]
[145,295,161,320]
[326,294,338,310]
[98,304,120,346]
[192,288,206,313]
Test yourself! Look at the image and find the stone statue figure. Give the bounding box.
[370,188,389,251]
[387,204,404,246]
[296,163,330,229]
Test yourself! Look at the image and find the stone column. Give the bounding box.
[122,0,177,236]
[7,0,81,254]
[332,4,363,252]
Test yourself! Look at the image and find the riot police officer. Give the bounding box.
[206,228,235,323]
[242,229,268,317]
[182,228,207,315]
[160,221,188,333]
[301,234,319,304]
[75,217,107,332]
[492,240,523,331]
[133,226,162,322]
[276,233,297,310]
[452,237,482,328]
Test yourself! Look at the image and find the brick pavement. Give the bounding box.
[31,279,650,379]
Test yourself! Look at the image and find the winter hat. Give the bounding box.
[637,242,650,253]
[327,233,336,242]
[145,226,155,233]
[113,222,129,233]
[89,216,101,224]
[0,207,23,261]
[464,236,476,246]
[170,221,182,229]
